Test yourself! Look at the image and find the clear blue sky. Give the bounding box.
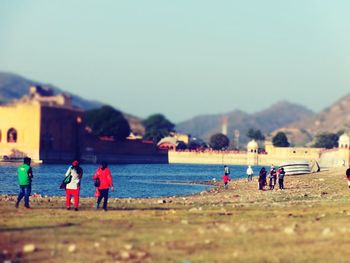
[1,1,350,122]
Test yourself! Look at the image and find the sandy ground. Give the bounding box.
[1,167,350,262]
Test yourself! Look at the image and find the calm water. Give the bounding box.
[0,163,261,198]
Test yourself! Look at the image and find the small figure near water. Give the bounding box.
[64,160,83,211]
[346,167,350,188]
[222,173,231,189]
[16,157,33,209]
[92,161,114,211]
[278,167,286,190]
[246,165,254,181]
[258,167,267,190]
[224,165,230,176]
[269,165,277,190]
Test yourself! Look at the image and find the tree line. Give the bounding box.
[84,105,343,150]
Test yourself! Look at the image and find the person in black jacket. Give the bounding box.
[258,167,267,190]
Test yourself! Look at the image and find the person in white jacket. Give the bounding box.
[246,165,254,181]
[65,160,83,211]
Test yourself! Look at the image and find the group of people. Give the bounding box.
[257,166,286,190]
[15,158,114,211]
[221,164,286,191]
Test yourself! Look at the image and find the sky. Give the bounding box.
[1,1,350,123]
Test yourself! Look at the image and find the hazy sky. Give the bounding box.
[1,1,350,122]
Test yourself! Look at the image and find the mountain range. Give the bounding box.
[0,72,348,146]
[176,101,316,146]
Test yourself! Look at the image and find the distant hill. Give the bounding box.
[285,94,350,135]
[0,72,145,135]
[176,101,315,147]
[0,72,103,109]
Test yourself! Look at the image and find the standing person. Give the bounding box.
[246,165,254,181]
[269,166,277,190]
[222,173,231,189]
[258,167,267,190]
[65,160,83,211]
[278,167,286,190]
[346,167,350,188]
[92,161,114,211]
[224,165,230,176]
[16,157,33,209]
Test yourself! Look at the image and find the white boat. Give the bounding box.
[279,160,311,175]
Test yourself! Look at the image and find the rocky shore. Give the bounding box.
[1,168,349,262]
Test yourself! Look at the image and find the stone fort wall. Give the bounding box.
[169,145,350,168]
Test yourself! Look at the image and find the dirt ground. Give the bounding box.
[1,168,350,263]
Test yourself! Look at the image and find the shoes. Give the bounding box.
[66,207,71,210]
[74,208,79,211]
[25,206,31,209]
[15,202,19,208]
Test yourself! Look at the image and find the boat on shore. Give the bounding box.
[279,160,311,175]
[0,155,25,163]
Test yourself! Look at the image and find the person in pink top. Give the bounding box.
[92,161,114,211]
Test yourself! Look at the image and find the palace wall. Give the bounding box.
[0,103,41,161]
[169,146,347,168]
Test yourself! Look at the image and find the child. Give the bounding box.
[223,174,231,189]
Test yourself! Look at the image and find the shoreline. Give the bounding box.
[0,168,343,204]
[1,167,350,262]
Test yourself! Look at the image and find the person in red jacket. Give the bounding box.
[222,174,231,189]
[92,161,114,211]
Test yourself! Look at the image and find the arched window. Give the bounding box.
[7,128,17,143]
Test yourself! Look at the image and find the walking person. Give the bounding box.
[269,166,277,190]
[224,165,230,176]
[15,157,33,209]
[278,167,286,190]
[93,161,114,211]
[246,165,254,181]
[64,160,83,211]
[258,167,267,190]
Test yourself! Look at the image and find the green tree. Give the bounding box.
[143,114,175,143]
[85,105,130,140]
[247,128,265,141]
[209,133,230,150]
[272,132,290,147]
[312,132,339,149]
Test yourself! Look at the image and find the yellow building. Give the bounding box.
[0,86,168,164]
[0,102,41,161]
[0,86,82,163]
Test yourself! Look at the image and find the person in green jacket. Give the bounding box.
[15,157,33,209]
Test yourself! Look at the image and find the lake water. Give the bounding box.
[0,163,262,198]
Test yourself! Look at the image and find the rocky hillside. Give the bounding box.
[176,101,315,146]
[265,94,350,146]
[286,94,350,134]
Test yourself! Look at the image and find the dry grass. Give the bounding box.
[1,168,350,262]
